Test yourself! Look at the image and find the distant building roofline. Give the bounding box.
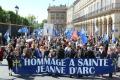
[47,4,67,11]
[73,0,80,5]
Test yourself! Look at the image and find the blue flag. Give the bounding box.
[81,28,86,34]
[102,34,109,44]
[18,27,28,33]
[34,49,42,58]
[112,36,116,43]
[65,29,73,40]
[53,28,60,37]
[33,28,43,39]
[103,34,109,42]
[78,28,88,45]
[4,29,10,43]
[18,28,22,33]
[77,31,82,37]
[23,27,28,33]
[81,34,88,45]
[78,28,86,37]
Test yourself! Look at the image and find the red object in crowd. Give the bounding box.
[89,35,93,43]
[0,47,4,61]
[72,31,79,41]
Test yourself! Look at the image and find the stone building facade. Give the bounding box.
[66,5,74,29]
[47,5,67,34]
[68,0,120,38]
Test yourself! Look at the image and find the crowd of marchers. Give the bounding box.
[0,35,120,77]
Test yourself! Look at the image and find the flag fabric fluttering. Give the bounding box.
[77,28,85,36]
[4,29,10,43]
[103,34,109,43]
[64,28,69,35]
[81,34,88,45]
[95,25,98,34]
[53,28,60,37]
[18,27,29,33]
[89,35,93,43]
[23,27,29,33]
[18,27,22,33]
[77,31,82,37]
[112,35,116,44]
[111,26,116,44]
[81,28,86,34]
[112,25,115,33]
[71,30,79,41]
[33,28,43,39]
[78,28,88,45]
[94,25,99,43]
[65,29,73,40]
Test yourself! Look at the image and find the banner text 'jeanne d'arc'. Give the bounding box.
[12,58,114,75]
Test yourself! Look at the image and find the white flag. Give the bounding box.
[95,25,98,33]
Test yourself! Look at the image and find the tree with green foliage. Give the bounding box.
[26,15,37,28]
[0,6,30,26]
[39,19,47,28]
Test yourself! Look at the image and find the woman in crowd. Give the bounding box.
[74,45,81,58]
[39,45,45,58]
[44,46,50,58]
[33,43,42,58]
[64,44,72,58]
[14,46,21,59]
[48,47,57,58]
[6,43,15,76]
[22,43,32,58]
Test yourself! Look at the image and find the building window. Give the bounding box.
[56,13,59,19]
[97,2,99,10]
[51,13,55,20]
[61,14,65,19]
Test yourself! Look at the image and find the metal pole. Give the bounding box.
[67,0,70,7]
[7,14,11,36]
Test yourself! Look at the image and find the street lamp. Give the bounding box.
[15,5,19,15]
[15,5,19,36]
[6,13,11,36]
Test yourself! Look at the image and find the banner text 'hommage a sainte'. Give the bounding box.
[13,58,114,75]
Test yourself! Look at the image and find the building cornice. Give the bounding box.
[73,3,120,23]
[73,0,95,14]
[73,0,80,5]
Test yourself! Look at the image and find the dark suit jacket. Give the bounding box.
[85,50,95,58]
[100,50,107,58]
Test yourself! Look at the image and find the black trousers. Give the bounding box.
[8,60,13,70]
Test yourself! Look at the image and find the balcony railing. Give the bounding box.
[73,3,120,23]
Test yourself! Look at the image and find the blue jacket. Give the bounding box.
[34,48,42,58]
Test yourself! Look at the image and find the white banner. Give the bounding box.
[43,23,54,36]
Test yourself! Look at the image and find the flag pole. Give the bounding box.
[67,0,70,7]
[52,0,55,6]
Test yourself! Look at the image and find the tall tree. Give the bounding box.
[0,6,3,11]
[8,11,17,24]
[27,15,36,27]
[0,6,30,26]
[39,19,47,28]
